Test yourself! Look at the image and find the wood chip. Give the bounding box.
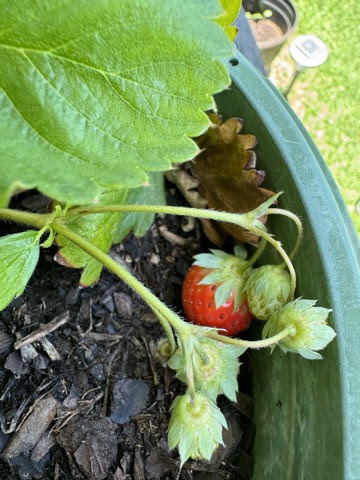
[4,395,59,458]
[149,253,161,265]
[57,417,117,480]
[4,351,29,376]
[134,448,145,480]
[14,311,70,350]
[0,331,14,354]
[20,343,38,362]
[110,377,150,425]
[114,292,133,318]
[84,332,122,342]
[39,337,61,361]
[30,430,56,463]
[159,225,188,246]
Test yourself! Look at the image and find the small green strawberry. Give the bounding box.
[262,298,336,359]
[168,390,227,466]
[245,265,291,321]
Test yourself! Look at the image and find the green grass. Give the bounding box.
[269,0,360,234]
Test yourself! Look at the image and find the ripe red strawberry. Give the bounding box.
[182,248,254,336]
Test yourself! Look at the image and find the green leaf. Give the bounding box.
[199,270,223,285]
[242,192,282,230]
[0,231,40,311]
[0,0,233,207]
[216,0,242,41]
[55,189,128,286]
[214,279,234,307]
[233,244,248,259]
[55,172,164,285]
[114,172,166,243]
[194,253,223,269]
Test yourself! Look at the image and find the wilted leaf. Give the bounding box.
[193,113,274,245]
[0,0,233,207]
[0,231,40,310]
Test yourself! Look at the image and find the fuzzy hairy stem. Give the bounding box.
[151,307,176,355]
[70,203,297,298]
[0,208,50,229]
[51,219,191,337]
[266,208,303,260]
[251,225,296,300]
[243,237,267,270]
[0,207,293,351]
[206,325,295,349]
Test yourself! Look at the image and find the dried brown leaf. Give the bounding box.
[193,113,275,245]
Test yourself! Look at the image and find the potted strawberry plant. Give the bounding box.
[0,1,359,479]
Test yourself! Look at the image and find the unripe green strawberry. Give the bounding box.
[245,265,291,321]
[262,298,336,359]
[168,337,245,402]
[168,390,227,466]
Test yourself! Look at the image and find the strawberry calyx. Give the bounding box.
[262,298,336,359]
[193,246,253,311]
[168,335,246,402]
[168,390,227,466]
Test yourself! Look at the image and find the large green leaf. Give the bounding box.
[0,0,233,207]
[55,189,128,286]
[0,231,40,311]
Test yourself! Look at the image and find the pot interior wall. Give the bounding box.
[215,53,360,479]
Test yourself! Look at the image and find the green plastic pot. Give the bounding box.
[216,52,360,479]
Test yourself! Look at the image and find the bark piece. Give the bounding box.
[57,417,117,480]
[4,395,59,458]
[14,311,70,350]
[114,292,133,318]
[4,351,29,376]
[134,448,145,480]
[110,377,150,425]
[30,430,56,463]
[0,330,14,354]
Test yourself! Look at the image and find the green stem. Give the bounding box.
[151,306,176,355]
[68,204,256,226]
[266,208,303,260]
[251,225,296,300]
[206,325,294,349]
[243,237,267,270]
[51,219,292,352]
[0,208,50,229]
[51,219,191,337]
[0,207,293,352]
[69,203,296,297]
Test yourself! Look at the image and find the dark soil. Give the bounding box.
[249,18,283,45]
[0,189,255,480]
